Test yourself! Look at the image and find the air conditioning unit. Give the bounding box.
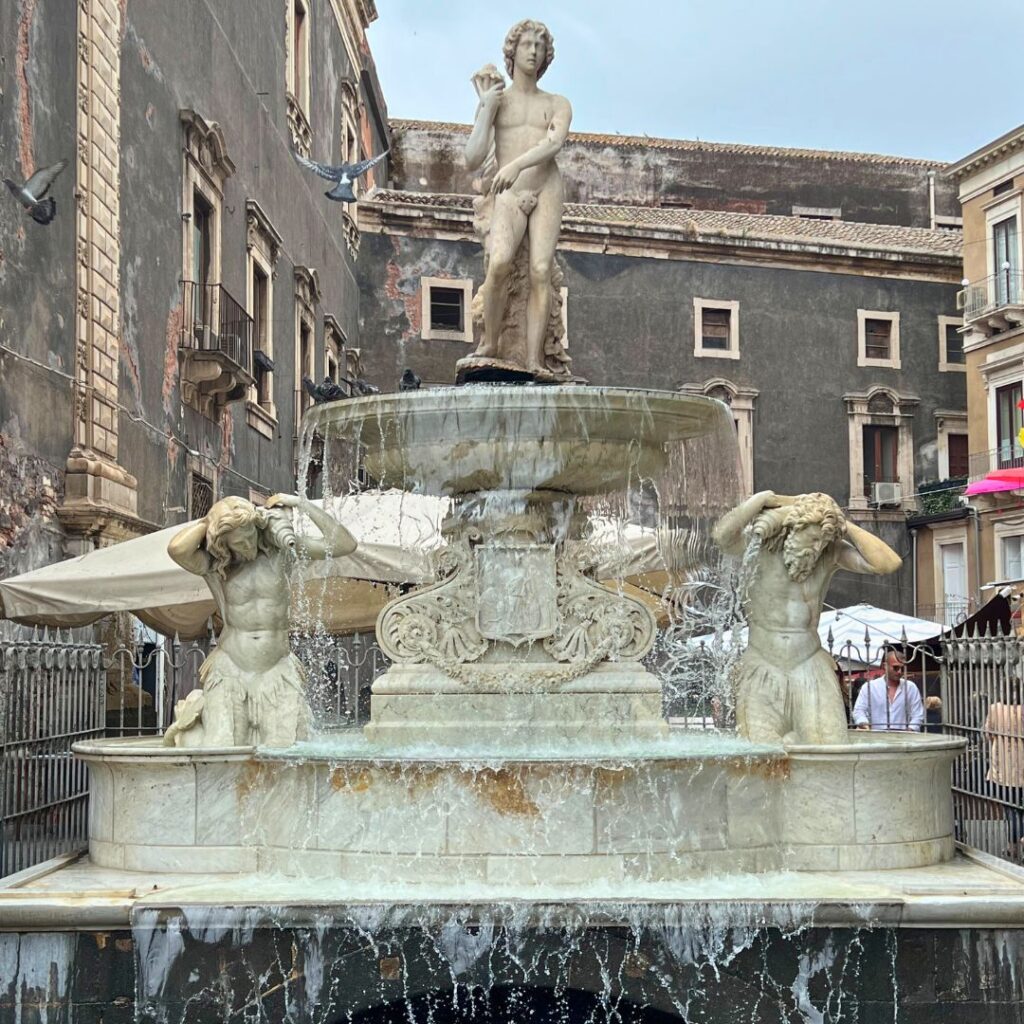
[872,481,902,507]
[956,289,967,310]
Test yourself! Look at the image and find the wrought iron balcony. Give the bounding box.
[179,281,254,416]
[967,445,1024,482]
[959,269,1024,335]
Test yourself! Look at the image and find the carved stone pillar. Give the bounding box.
[60,0,143,551]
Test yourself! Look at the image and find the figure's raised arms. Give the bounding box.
[265,494,357,561]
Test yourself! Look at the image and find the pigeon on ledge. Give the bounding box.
[4,159,68,225]
[303,376,348,404]
[399,368,422,392]
[291,148,389,203]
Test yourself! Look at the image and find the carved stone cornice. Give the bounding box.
[180,109,235,190]
[294,265,321,309]
[245,199,283,267]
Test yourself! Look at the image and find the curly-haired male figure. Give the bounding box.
[164,494,356,747]
[713,491,901,744]
[464,19,571,373]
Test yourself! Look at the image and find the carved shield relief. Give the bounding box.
[475,544,557,645]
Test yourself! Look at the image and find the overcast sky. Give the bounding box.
[367,1,1023,162]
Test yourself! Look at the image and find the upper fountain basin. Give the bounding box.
[307,386,724,497]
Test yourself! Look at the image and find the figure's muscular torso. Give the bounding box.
[745,549,836,669]
[208,555,291,671]
[493,88,564,194]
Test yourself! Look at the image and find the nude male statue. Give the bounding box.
[713,491,901,745]
[464,19,571,375]
[163,494,357,748]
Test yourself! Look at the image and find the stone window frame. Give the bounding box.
[294,266,321,433]
[856,309,901,370]
[994,518,1024,583]
[984,193,1024,280]
[421,277,474,343]
[934,410,969,481]
[981,342,1024,459]
[180,111,234,291]
[693,298,740,361]
[186,453,219,519]
[843,386,919,511]
[930,525,970,624]
[284,0,313,156]
[937,315,966,373]
[678,378,758,496]
[245,201,283,437]
[324,314,346,385]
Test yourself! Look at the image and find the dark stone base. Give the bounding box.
[2,911,1022,1023]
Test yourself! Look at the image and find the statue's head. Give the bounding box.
[503,19,554,81]
[755,492,846,582]
[205,496,268,576]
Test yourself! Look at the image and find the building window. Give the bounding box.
[792,205,841,221]
[293,266,321,439]
[863,424,898,497]
[844,387,918,511]
[996,382,1023,466]
[1001,534,1024,581]
[189,472,214,520]
[857,310,901,369]
[993,178,1016,198]
[937,316,965,372]
[244,201,282,436]
[678,378,758,496]
[192,192,213,291]
[420,277,474,342]
[935,410,969,481]
[290,0,309,111]
[933,215,963,231]
[934,535,969,626]
[693,298,740,360]
[324,314,346,392]
[948,433,969,478]
[252,264,271,403]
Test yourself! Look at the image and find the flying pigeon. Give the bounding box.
[399,368,422,392]
[3,159,68,225]
[291,148,389,203]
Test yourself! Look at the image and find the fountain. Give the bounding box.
[12,19,1019,1022]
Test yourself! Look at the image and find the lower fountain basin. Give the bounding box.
[75,731,963,884]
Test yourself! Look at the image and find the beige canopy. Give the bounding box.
[0,491,664,638]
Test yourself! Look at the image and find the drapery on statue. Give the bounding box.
[162,494,357,748]
[713,491,901,746]
[456,19,573,383]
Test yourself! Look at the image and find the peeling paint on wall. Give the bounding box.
[0,424,63,577]
[163,301,182,416]
[15,0,38,178]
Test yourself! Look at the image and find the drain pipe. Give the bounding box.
[970,504,982,611]
[928,169,937,230]
[911,526,918,615]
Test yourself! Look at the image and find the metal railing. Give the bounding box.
[967,444,1024,482]
[916,601,974,628]
[943,627,1024,866]
[180,280,254,374]
[0,634,105,877]
[0,627,389,878]
[961,269,1024,322]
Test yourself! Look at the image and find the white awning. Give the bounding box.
[0,491,662,638]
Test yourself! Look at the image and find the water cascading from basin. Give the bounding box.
[293,384,745,749]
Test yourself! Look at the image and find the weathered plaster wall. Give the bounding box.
[390,122,961,228]
[0,0,77,576]
[117,0,388,525]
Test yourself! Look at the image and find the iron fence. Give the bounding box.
[180,280,253,374]
[961,268,1024,322]
[967,444,1024,482]
[0,633,105,878]
[942,627,1024,866]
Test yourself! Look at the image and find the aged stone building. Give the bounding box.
[355,121,966,613]
[0,0,387,584]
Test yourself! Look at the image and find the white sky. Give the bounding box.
[367,0,1024,162]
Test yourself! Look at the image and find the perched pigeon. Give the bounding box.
[399,368,422,392]
[291,148,389,203]
[303,375,348,405]
[4,159,68,225]
[349,376,380,397]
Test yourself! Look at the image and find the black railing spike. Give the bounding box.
[826,627,834,649]
[900,626,908,645]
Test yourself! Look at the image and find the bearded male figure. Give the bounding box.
[164,494,357,748]
[461,19,572,380]
[713,491,901,745]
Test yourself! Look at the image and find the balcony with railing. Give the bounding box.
[179,281,254,417]
[967,444,1024,482]
[959,268,1024,336]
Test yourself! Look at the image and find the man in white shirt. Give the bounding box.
[853,650,924,732]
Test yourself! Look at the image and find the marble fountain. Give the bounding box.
[72,383,963,888]
[8,20,1021,1021]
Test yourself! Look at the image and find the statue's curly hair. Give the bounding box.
[205,496,272,577]
[757,492,846,552]
[503,19,554,80]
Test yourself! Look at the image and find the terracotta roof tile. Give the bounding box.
[390,119,949,169]
[365,189,963,259]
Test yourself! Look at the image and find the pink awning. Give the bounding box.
[964,476,1023,496]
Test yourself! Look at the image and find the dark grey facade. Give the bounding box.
[0,0,387,584]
